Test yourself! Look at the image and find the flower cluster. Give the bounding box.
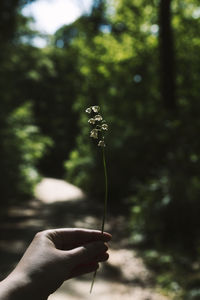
[86,105,108,147]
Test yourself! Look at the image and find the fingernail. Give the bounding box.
[103,232,112,241]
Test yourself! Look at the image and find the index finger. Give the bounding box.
[46,228,112,250]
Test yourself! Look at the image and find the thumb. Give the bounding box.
[67,241,108,266]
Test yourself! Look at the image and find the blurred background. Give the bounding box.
[0,0,200,299]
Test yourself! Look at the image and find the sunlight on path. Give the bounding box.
[49,249,170,300]
[49,277,169,300]
[35,178,85,203]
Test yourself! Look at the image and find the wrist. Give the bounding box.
[0,271,48,300]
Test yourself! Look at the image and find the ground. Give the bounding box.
[0,178,171,300]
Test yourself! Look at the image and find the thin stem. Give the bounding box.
[90,147,108,293]
[101,147,108,233]
[89,269,97,293]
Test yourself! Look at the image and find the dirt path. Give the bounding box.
[0,178,171,300]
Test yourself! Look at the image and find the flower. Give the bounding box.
[86,105,108,147]
[102,123,108,131]
[92,106,100,113]
[88,118,96,124]
[98,140,106,147]
[86,104,109,293]
[95,114,103,121]
[86,107,92,114]
[90,129,98,139]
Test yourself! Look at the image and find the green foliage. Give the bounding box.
[65,148,95,192]
[64,0,161,200]
[0,102,52,203]
[29,47,80,177]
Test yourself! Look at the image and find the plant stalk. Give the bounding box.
[90,147,108,293]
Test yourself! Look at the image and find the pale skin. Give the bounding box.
[0,228,112,300]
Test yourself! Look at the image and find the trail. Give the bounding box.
[0,178,170,300]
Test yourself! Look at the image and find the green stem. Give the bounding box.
[90,147,108,293]
[101,147,108,233]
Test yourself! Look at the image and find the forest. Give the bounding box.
[1,0,200,298]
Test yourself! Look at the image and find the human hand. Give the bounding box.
[0,228,111,300]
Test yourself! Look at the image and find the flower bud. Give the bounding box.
[92,106,100,113]
[102,123,108,130]
[90,129,98,139]
[98,140,106,147]
[88,118,96,124]
[95,115,103,121]
[86,107,92,113]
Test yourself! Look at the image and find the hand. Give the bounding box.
[0,228,111,300]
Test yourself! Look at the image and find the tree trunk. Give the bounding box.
[159,0,176,111]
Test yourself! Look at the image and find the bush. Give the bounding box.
[0,102,52,205]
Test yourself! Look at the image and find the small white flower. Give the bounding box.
[102,123,108,130]
[88,118,96,124]
[92,106,100,113]
[90,129,98,139]
[95,114,103,121]
[86,107,92,114]
[98,140,106,147]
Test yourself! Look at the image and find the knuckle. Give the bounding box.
[35,229,51,239]
[34,231,44,239]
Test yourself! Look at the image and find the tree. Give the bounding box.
[0,0,50,205]
[159,0,176,111]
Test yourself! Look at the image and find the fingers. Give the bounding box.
[68,251,109,278]
[69,262,99,278]
[46,228,112,250]
[68,241,108,266]
[69,253,109,278]
[96,251,109,262]
[63,228,112,244]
